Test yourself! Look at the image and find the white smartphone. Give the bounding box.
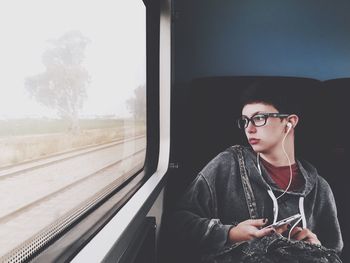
[262,213,302,229]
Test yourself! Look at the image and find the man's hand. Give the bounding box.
[287,226,321,245]
[228,218,275,243]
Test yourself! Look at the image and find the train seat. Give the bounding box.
[160,76,348,262]
[182,76,323,180]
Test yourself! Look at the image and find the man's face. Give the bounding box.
[241,103,287,154]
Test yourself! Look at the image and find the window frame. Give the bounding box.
[28,0,164,262]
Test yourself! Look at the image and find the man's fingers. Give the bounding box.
[274,223,289,234]
[289,226,303,238]
[289,227,321,244]
[294,230,308,241]
[306,236,321,245]
[299,230,320,244]
[255,227,275,238]
[245,218,268,227]
[293,229,313,241]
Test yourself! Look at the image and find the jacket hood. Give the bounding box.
[240,145,318,197]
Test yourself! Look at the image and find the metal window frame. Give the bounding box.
[71,0,171,262]
[27,0,167,262]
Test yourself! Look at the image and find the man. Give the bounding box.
[171,80,343,262]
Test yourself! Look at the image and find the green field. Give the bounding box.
[0,118,143,137]
[0,118,146,168]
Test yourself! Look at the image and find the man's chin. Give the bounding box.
[251,144,262,151]
[251,144,268,154]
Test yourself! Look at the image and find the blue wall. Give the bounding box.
[174,0,350,82]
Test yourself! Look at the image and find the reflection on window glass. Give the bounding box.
[0,0,146,261]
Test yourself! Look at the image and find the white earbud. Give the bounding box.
[285,122,292,133]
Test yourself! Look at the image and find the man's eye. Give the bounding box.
[253,115,265,121]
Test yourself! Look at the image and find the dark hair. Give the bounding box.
[239,78,301,115]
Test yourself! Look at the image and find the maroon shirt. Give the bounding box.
[261,157,304,191]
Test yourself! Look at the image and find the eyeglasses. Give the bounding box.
[237,113,289,129]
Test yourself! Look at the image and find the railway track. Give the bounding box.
[0,134,145,179]
[0,135,146,259]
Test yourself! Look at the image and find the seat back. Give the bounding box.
[183,76,323,178]
[160,76,347,262]
[322,78,349,260]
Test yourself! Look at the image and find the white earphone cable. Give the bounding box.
[276,125,293,199]
[255,122,304,237]
[256,124,293,200]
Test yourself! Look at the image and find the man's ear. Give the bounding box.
[287,114,299,128]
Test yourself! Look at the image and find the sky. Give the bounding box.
[0,0,146,119]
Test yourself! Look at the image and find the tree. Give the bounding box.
[126,85,146,121]
[25,30,90,133]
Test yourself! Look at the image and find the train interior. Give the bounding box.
[160,76,349,262]
[3,0,349,262]
[158,1,350,262]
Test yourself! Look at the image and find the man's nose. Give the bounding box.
[246,122,256,133]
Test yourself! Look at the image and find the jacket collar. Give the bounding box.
[241,145,317,197]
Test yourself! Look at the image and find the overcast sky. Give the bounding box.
[0,0,146,119]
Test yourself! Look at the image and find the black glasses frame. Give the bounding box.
[237,113,289,129]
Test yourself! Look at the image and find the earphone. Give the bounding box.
[255,119,304,239]
[256,120,294,200]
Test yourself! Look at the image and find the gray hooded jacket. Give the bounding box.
[172,145,343,261]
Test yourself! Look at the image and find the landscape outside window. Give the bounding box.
[0,0,146,260]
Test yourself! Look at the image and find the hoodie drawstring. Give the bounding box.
[267,188,307,240]
[299,196,307,229]
[267,189,307,229]
[257,153,307,233]
[267,188,279,224]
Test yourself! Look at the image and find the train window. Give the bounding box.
[0,0,146,261]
